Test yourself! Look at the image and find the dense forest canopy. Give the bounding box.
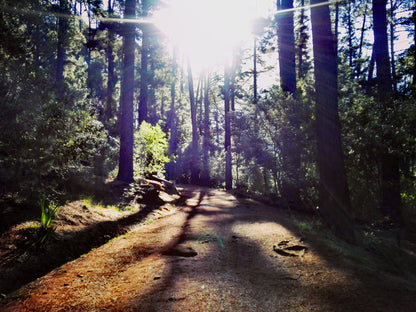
[1,0,416,242]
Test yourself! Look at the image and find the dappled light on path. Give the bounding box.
[2,186,416,311]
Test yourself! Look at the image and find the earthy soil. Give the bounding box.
[1,186,416,311]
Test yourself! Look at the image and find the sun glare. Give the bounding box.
[153,0,267,71]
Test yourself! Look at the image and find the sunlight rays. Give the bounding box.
[152,0,262,71]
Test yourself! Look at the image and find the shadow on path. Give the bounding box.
[0,199,172,295]
[133,187,416,311]
[3,186,416,311]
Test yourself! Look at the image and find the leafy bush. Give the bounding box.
[134,122,169,178]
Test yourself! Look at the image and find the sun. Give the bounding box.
[153,0,265,71]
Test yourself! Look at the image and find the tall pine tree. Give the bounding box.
[311,0,360,244]
[117,0,136,183]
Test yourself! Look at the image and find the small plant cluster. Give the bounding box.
[37,197,59,246]
[134,122,169,178]
[81,196,133,212]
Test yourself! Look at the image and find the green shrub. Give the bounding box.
[134,122,169,178]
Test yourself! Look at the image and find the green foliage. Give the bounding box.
[339,86,381,219]
[1,0,415,236]
[294,220,313,232]
[0,97,110,201]
[232,86,316,202]
[37,197,59,246]
[40,199,58,230]
[401,171,416,229]
[338,67,416,220]
[134,122,170,178]
[63,110,108,164]
[81,196,133,212]
[0,0,116,202]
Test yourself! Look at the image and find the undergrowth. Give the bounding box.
[37,198,59,246]
[81,196,135,213]
[290,212,416,281]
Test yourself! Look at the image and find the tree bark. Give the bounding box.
[224,64,232,190]
[373,0,402,221]
[277,0,296,93]
[197,76,204,135]
[230,55,237,112]
[167,48,178,181]
[390,0,398,92]
[56,0,69,103]
[117,0,136,183]
[253,38,258,106]
[296,0,308,80]
[356,3,368,78]
[335,0,339,52]
[277,0,301,207]
[138,0,150,125]
[311,0,359,244]
[414,4,416,85]
[253,37,260,135]
[202,71,211,186]
[149,51,157,124]
[187,59,199,184]
[346,1,354,68]
[105,0,116,131]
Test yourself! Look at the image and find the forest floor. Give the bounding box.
[1,184,416,311]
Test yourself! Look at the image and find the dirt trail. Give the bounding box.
[2,186,416,311]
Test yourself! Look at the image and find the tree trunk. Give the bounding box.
[253,38,258,106]
[356,3,368,78]
[414,4,416,85]
[117,0,136,183]
[56,0,69,102]
[347,1,354,68]
[197,76,204,135]
[373,0,402,221]
[277,0,296,93]
[253,37,259,135]
[202,71,211,186]
[105,0,116,131]
[148,54,157,124]
[390,0,398,92]
[296,0,308,80]
[187,59,199,184]
[263,167,269,195]
[138,0,150,125]
[277,0,301,207]
[335,0,339,52]
[311,0,359,244]
[224,64,232,190]
[367,47,376,92]
[86,5,93,93]
[167,48,178,181]
[230,55,236,112]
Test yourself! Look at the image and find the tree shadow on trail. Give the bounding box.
[0,196,174,295]
[131,190,313,311]
[128,188,416,312]
[232,196,416,311]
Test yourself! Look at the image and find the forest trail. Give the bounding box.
[2,186,416,311]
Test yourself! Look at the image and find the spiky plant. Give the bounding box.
[37,197,59,246]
